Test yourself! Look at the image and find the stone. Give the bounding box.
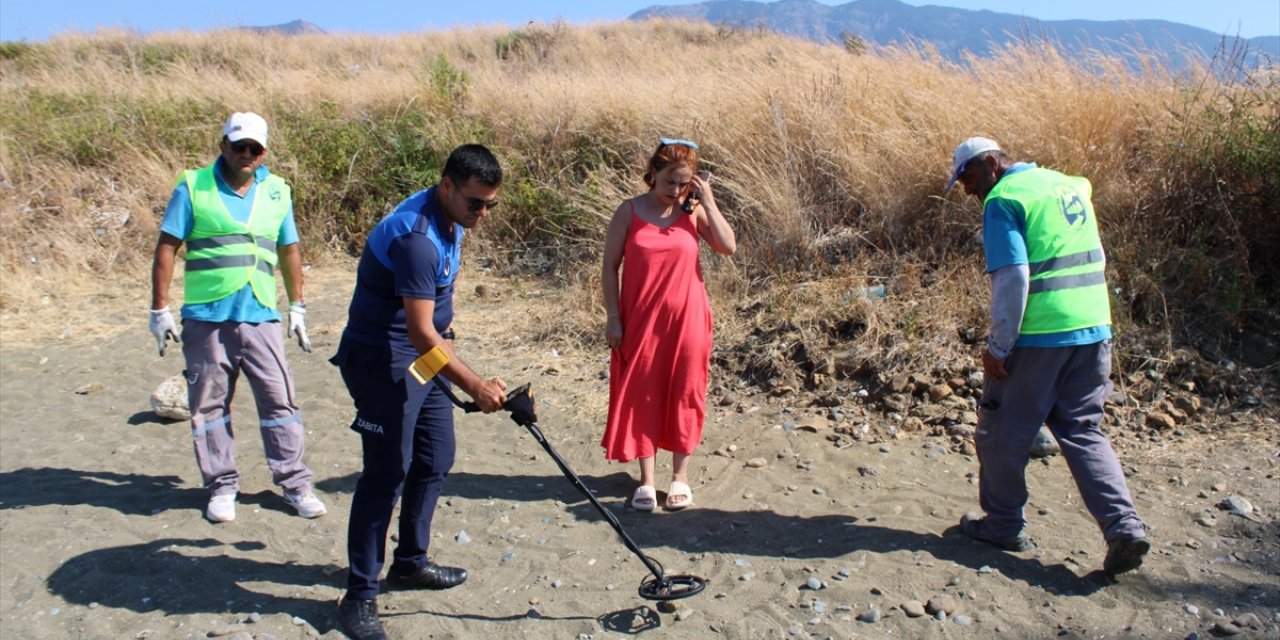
[856,609,882,623]
[150,375,190,421]
[927,384,953,402]
[1217,495,1253,515]
[1028,427,1059,458]
[926,595,957,615]
[75,381,106,395]
[1145,412,1178,431]
[901,600,926,617]
[744,458,767,469]
[1212,621,1241,636]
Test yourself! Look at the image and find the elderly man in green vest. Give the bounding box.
[947,136,1149,579]
[150,112,326,524]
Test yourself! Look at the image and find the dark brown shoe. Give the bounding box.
[960,512,1032,552]
[1104,536,1150,577]
[387,561,468,590]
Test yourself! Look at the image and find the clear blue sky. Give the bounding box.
[1,0,1276,41]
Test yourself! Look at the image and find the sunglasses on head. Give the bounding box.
[230,140,265,156]
[659,137,699,150]
[464,196,499,213]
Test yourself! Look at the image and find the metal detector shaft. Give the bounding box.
[429,377,706,601]
[516,419,668,580]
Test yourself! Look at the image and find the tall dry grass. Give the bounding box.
[1,20,1275,380]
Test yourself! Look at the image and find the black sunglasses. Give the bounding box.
[464,196,499,213]
[229,140,265,156]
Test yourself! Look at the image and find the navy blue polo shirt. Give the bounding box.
[340,186,461,349]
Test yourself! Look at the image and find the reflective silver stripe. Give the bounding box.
[1028,248,1104,276]
[256,260,274,276]
[256,237,277,253]
[1028,270,1107,294]
[186,255,257,271]
[187,234,253,251]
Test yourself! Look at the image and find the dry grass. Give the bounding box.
[1,20,1275,382]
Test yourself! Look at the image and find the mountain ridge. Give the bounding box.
[630,0,1279,70]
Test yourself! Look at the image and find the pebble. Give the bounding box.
[1184,604,1199,616]
[901,600,926,617]
[1194,514,1217,527]
[856,609,882,623]
[1212,621,1241,636]
[552,579,563,588]
[744,458,768,468]
[804,577,824,590]
[926,595,957,615]
[1028,427,1060,458]
[739,572,755,581]
[208,626,240,637]
[977,565,994,575]
[290,616,306,626]
[1217,495,1253,515]
[954,614,973,626]
[1234,613,1261,628]
[246,612,261,623]
[74,381,106,395]
[456,530,472,544]
[812,601,826,614]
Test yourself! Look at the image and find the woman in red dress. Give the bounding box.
[601,139,737,511]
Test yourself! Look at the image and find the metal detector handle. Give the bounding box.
[431,378,482,413]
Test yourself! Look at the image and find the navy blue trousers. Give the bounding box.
[333,341,456,601]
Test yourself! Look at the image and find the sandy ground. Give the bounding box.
[1,264,1278,640]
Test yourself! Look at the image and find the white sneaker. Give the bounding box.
[206,493,236,523]
[284,489,327,518]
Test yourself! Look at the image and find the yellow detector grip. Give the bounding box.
[408,345,451,385]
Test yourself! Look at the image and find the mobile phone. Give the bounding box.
[680,190,699,214]
[680,171,712,214]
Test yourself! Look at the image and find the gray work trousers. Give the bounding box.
[182,319,313,497]
[975,340,1145,542]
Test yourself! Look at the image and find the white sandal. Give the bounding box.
[630,485,657,512]
[665,481,693,511]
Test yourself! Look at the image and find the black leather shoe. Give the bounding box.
[387,561,468,590]
[337,597,388,640]
[1104,536,1150,577]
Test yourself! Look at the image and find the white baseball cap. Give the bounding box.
[946,136,1000,191]
[223,112,269,147]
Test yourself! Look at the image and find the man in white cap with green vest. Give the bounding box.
[150,111,326,523]
[947,136,1149,578]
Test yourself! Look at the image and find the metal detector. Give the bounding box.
[410,347,706,601]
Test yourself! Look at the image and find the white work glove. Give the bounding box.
[149,307,181,357]
[287,301,312,353]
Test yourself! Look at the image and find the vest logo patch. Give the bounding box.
[354,416,385,434]
[1057,186,1088,226]
[269,187,282,201]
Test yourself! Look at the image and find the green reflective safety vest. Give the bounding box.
[986,167,1111,334]
[180,163,291,307]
